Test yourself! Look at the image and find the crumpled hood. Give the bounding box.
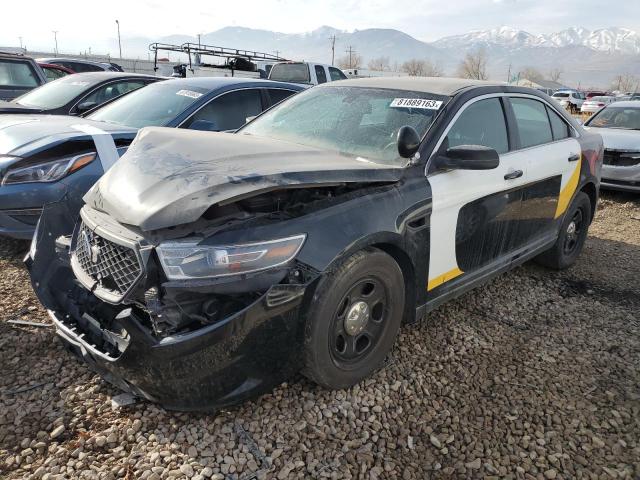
[585,127,640,151]
[0,114,136,158]
[85,127,404,231]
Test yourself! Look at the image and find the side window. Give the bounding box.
[69,62,103,73]
[314,65,327,84]
[328,67,347,81]
[267,88,297,106]
[0,60,40,87]
[510,97,553,148]
[443,98,509,154]
[43,67,67,82]
[546,106,571,140]
[183,89,263,131]
[81,81,146,107]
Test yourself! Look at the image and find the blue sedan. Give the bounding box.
[0,77,304,239]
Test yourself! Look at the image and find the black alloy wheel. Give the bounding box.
[303,248,405,389]
[535,191,591,269]
[330,277,389,366]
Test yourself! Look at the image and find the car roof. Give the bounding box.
[55,71,157,82]
[36,57,110,66]
[318,76,502,96]
[604,101,640,108]
[156,76,304,91]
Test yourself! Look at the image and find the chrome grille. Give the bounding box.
[74,222,142,297]
[603,150,640,167]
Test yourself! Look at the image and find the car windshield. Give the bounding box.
[240,86,447,165]
[14,75,97,108]
[88,81,206,128]
[587,106,640,130]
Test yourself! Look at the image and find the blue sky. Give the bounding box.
[1,0,639,53]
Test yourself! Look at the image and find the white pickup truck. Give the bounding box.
[268,61,347,85]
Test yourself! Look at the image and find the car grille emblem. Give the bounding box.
[90,244,101,264]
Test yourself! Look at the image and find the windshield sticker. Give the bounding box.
[176,89,203,99]
[390,98,443,110]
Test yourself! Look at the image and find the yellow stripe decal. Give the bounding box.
[427,267,464,291]
[554,156,582,219]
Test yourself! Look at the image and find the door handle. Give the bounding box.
[568,153,580,162]
[504,169,523,180]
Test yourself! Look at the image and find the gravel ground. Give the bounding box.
[1,191,638,480]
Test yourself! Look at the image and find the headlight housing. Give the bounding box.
[156,234,306,280]
[1,153,95,185]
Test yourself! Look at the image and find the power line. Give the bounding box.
[345,45,356,69]
[329,35,336,66]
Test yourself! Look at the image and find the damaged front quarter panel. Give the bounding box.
[26,125,426,411]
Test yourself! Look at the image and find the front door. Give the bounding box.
[427,96,528,293]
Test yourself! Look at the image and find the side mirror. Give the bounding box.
[188,119,219,132]
[76,101,98,113]
[436,145,500,170]
[397,125,421,158]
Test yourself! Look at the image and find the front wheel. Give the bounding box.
[535,191,591,269]
[302,248,405,389]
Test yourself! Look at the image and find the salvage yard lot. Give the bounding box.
[1,192,638,480]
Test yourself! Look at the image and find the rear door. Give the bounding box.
[506,96,581,242]
[427,96,529,292]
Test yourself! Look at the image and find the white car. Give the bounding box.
[552,91,585,112]
[268,61,347,85]
[584,101,640,192]
[581,96,616,114]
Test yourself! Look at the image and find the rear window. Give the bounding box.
[0,60,40,88]
[269,63,310,84]
[553,93,569,98]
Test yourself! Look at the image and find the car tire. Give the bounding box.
[302,248,405,390]
[535,191,591,270]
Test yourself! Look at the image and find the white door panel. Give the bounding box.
[427,149,529,290]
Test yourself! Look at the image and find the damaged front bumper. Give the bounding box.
[26,203,317,411]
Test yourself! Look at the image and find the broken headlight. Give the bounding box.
[156,234,306,280]
[1,153,96,185]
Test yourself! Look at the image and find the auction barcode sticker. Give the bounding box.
[390,98,443,109]
[176,89,204,99]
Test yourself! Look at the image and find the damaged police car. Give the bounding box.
[27,77,603,410]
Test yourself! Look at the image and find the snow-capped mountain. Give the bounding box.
[433,26,640,54]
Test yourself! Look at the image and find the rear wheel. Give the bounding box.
[303,248,405,389]
[535,192,591,269]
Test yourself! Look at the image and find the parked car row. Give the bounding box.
[0,77,303,238]
[1,73,604,410]
[0,51,125,101]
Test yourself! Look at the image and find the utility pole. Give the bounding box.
[274,50,280,58]
[197,33,202,47]
[18,36,23,49]
[329,35,336,66]
[52,31,58,54]
[506,63,512,84]
[345,45,356,69]
[115,20,122,58]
